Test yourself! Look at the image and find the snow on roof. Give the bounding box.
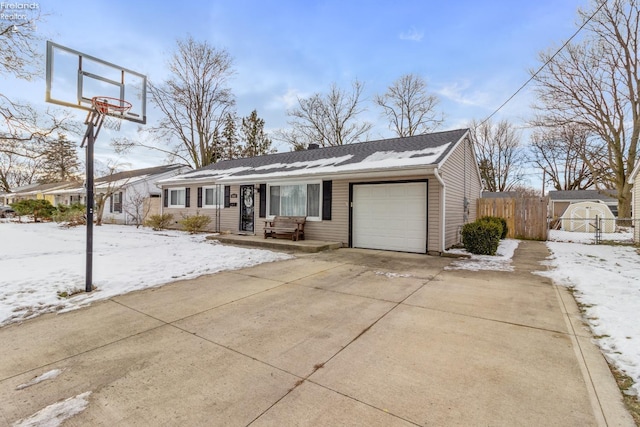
[214,143,451,182]
[160,135,458,185]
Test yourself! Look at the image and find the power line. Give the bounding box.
[479,1,608,126]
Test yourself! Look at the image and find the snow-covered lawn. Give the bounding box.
[0,222,292,326]
[540,230,640,396]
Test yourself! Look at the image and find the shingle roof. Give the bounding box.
[96,164,188,184]
[548,189,617,203]
[171,129,468,183]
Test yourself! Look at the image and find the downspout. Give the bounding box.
[434,167,446,254]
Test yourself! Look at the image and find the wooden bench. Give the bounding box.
[264,216,306,241]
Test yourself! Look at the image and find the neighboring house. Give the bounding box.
[548,190,619,219]
[3,182,80,206]
[159,129,482,254]
[93,164,191,225]
[628,162,640,243]
[41,164,191,224]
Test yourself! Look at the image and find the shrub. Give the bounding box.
[146,213,174,231]
[461,220,501,255]
[179,213,212,234]
[53,203,86,226]
[477,216,508,239]
[11,199,55,222]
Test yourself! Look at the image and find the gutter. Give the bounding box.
[433,167,446,254]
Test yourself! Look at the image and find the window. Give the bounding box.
[112,191,122,213]
[169,188,186,207]
[268,183,320,219]
[203,186,222,208]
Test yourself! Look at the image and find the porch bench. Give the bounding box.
[264,216,306,241]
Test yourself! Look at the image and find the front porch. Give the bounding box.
[206,233,343,253]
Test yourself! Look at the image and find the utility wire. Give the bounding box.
[479,0,608,126]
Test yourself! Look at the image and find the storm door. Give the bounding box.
[240,185,255,232]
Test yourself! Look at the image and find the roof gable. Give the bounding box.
[167,129,468,183]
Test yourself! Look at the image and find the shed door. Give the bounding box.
[352,182,427,253]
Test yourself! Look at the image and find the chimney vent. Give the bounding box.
[308,143,320,150]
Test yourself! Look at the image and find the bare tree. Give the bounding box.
[277,80,372,148]
[0,8,77,147]
[532,0,640,217]
[374,74,443,137]
[123,37,235,168]
[468,119,525,192]
[123,186,151,228]
[529,124,607,191]
[93,163,130,226]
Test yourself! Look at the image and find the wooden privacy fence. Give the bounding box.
[477,197,548,241]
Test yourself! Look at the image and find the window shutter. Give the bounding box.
[322,180,332,220]
[197,187,203,208]
[116,191,123,213]
[163,189,168,207]
[109,194,114,213]
[259,184,266,217]
[185,187,191,208]
[224,186,231,208]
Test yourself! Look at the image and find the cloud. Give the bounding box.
[436,81,490,107]
[399,27,424,42]
[267,88,308,111]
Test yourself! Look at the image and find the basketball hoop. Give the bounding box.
[91,96,132,131]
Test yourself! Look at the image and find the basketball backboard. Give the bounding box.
[45,41,147,124]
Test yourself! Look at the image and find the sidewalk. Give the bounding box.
[0,242,633,426]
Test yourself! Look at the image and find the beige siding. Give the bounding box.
[427,178,442,253]
[439,137,482,249]
[635,175,640,243]
[304,180,349,244]
[314,176,442,252]
[552,201,570,219]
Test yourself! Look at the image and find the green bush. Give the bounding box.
[179,213,212,234]
[146,213,174,231]
[477,216,508,239]
[53,203,86,226]
[11,199,55,222]
[462,220,501,255]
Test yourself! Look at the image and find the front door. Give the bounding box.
[240,185,254,232]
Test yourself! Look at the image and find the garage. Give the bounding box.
[352,182,427,253]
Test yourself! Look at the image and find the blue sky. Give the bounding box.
[7,0,589,183]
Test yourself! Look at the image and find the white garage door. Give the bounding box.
[352,182,427,253]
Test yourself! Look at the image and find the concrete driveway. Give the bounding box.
[0,241,633,426]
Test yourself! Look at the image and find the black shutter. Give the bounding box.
[259,184,266,218]
[109,194,113,213]
[224,186,231,208]
[185,188,191,208]
[322,180,332,220]
[116,191,123,213]
[163,189,168,207]
[197,187,203,208]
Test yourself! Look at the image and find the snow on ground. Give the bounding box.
[445,239,520,271]
[538,230,640,396]
[12,391,91,427]
[547,229,634,244]
[0,222,292,326]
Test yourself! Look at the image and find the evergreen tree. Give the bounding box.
[39,134,81,183]
[241,110,274,157]
[219,113,241,161]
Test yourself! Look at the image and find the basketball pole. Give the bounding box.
[82,112,104,293]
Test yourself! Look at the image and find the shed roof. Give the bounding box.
[548,189,617,203]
